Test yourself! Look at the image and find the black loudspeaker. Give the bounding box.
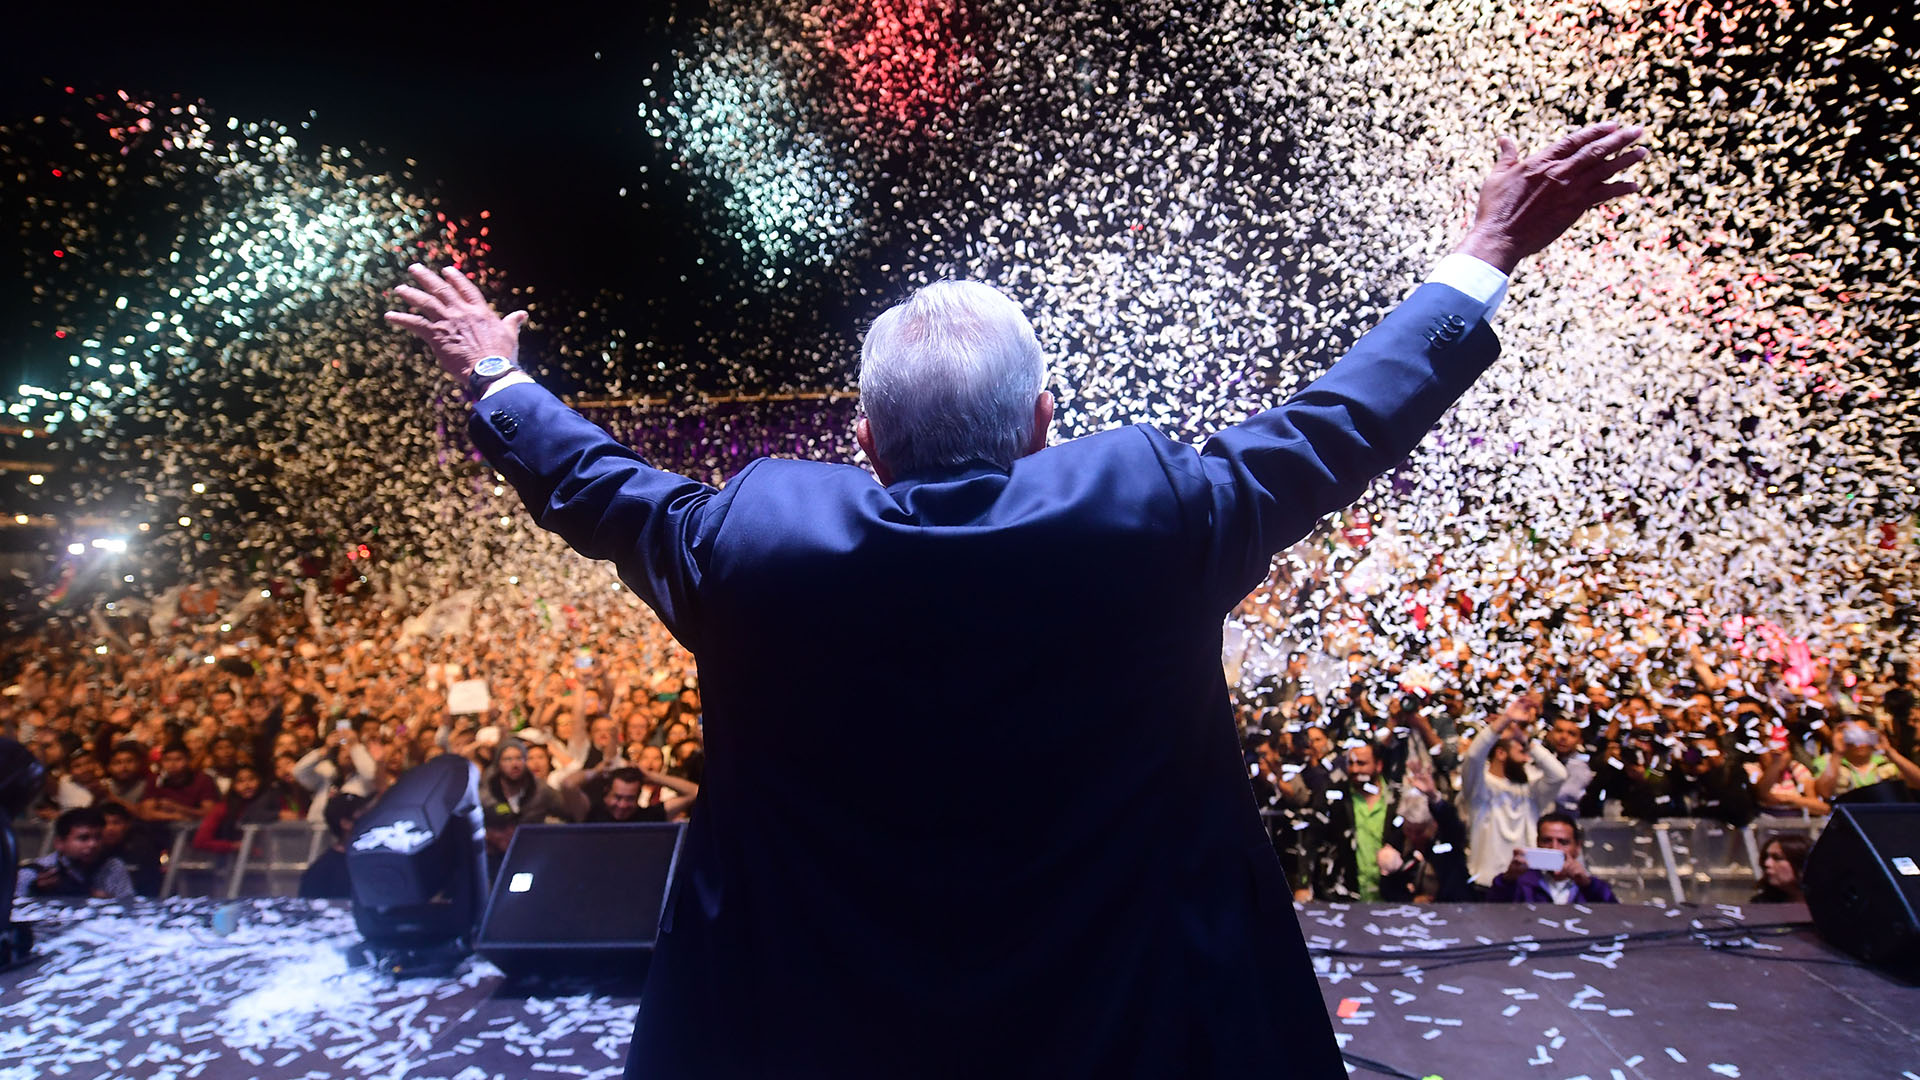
[1803,803,1920,980]
[476,822,684,980]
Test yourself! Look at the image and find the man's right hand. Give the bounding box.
[384,264,529,384]
[1501,847,1530,883]
[1455,121,1648,274]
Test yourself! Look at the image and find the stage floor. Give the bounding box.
[0,898,1912,1079]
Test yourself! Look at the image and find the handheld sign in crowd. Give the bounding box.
[447,678,491,716]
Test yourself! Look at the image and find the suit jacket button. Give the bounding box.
[491,410,518,437]
[1445,314,1466,329]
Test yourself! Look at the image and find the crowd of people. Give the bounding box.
[1234,555,1919,904]
[8,565,708,902]
[7,547,1917,907]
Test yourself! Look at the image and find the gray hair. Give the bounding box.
[857,280,1046,477]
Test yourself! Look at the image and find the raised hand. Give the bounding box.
[1456,121,1648,274]
[383,263,529,382]
[1376,845,1405,876]
[1502,847,1530,883]
[1562,854,1592,886]
[1406,761,1437,797]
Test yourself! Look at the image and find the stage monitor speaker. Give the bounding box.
[1803,803,1920,980]
[476,822,684,980]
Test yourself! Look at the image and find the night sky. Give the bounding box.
[0,6,705,395]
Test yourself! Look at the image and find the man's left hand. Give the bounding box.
[1562,856,1592,887]
[384,263,529,382]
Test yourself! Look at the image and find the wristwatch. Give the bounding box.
[466,356,520,399]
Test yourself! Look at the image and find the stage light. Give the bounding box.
[27,475,42,485]
[90,538,126,553]
[11,516,26,525]
[346,753,487,976]
[191,483,206,493]
[0,738,48,973]
[0,741,40,822]
[67,543,84,555]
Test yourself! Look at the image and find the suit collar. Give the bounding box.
[883,458,1009,494]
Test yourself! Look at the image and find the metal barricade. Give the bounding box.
[1593,816,1831,905]
[1252,808,1831,904]
[159,821,234,898]
[227,822,328,898]
[11,819,53,862]
[1653,818,1754,906]
[1751,813,1827,847]
[1579,817,1673,902]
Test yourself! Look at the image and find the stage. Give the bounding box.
[0,899,1912,1079]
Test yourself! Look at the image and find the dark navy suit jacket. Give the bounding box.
[469,281,1499,1078]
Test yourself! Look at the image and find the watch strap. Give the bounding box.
[466,357,520,399]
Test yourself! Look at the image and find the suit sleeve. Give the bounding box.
[1197,282,1500,608]
[469,382,715,646]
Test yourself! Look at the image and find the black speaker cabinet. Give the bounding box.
[476,822,685,980]
[1803,803,1920,980]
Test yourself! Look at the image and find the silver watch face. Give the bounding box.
[472,356,512,379]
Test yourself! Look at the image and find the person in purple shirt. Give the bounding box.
[1488,810,1618,904]
[139,742,221,824]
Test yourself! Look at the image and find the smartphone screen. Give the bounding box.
[1523,847,1566,873]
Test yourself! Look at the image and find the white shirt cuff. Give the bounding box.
[1428,253,1510,322]
[477,371,536,401]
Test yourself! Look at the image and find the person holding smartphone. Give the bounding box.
[1487,810,1617,904]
